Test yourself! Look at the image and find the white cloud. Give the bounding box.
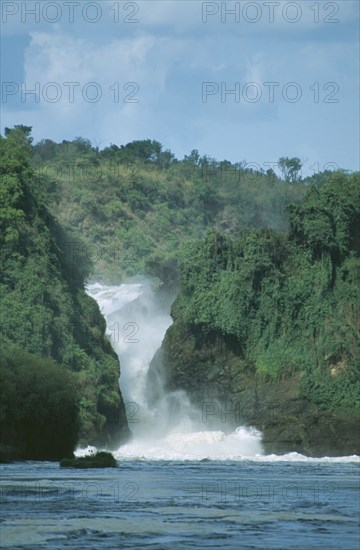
[8,29,190,144]
[2,1,358,171]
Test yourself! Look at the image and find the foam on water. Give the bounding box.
[75,444,359,463]
[75,443,359,462]
[113,426,263,460]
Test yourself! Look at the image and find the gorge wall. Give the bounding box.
[157,174,360,456]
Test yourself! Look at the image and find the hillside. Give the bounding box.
[156,172,360,455]
[0,127,130,460]
[31,138,306,284]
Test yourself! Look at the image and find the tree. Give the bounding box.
[278,157,302,182]
[184,149,200,165]
[5,125,33,143]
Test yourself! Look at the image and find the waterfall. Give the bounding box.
[86,281,263,460]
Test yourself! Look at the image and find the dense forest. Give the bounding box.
[30,134,307,284]
[0,127,129,460]
[174,174,359,402]
[1,125,359,457]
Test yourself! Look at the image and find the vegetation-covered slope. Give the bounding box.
[159,172,360,455]
[0,127,129,460]
[31,137,306,284]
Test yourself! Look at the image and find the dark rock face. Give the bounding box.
[94,398,132,451]
[160,323,360,457]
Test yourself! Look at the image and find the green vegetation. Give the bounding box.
[171,172,360,413]
[0,127,129,459]
[60,451,117,468]
[30,138,306,284]
[0,347,78,460]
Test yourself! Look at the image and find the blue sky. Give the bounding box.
[1,0,359,174]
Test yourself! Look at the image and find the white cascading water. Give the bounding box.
[85,281,263,460]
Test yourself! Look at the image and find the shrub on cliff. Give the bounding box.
[0,347,79,460]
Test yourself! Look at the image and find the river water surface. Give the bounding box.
[1,458,359,549]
